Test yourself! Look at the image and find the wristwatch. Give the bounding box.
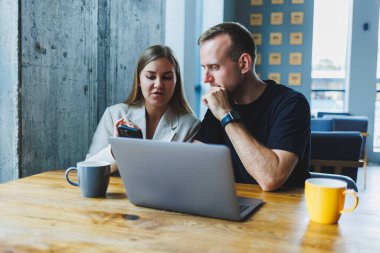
[220,110,241,127]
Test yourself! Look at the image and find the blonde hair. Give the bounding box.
[125,45,193,114]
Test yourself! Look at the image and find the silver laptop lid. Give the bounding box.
[109,137,243,220]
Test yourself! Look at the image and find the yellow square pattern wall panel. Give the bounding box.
[239,0,313,92]
[250,13,263,26]
[251,0,263,6]
[270,33,283,45]
[289,52,302,65]
[271,12,284,25]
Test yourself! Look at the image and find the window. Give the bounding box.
[311,0,350,116]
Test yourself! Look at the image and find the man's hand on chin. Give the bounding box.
[202,87,232,120]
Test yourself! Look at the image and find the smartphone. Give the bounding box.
[117,125,143,139]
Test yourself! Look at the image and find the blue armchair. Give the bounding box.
[312,115,368,189]
[317,112,352,117]
[310,131,363,183]
[331,116,368,158]
[311,118,333,131]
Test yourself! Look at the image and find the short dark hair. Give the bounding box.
[198,22,256,62]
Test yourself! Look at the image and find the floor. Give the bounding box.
[356,164,379,195]
[352,164,380,216]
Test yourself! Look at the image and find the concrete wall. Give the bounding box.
[0,0,19,183]
[0,0,164,182]
[20,0,99,176]
[108,0,164,105]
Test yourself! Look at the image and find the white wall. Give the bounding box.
[165,0,225,117]
[346,0,380,161]
[198,0,225,117]
[165,0,197,111]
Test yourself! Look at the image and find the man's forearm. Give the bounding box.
[224,121,297,191]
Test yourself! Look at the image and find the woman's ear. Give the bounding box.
[238,53,253,74]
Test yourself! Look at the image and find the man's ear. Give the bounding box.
[238,53,253,74]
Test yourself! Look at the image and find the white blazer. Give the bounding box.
[86,103,201,172]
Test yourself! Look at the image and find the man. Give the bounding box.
[194,22,310,191]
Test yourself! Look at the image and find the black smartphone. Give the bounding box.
[117,125,143,139]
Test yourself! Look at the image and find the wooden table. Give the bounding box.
[0,170,378,252]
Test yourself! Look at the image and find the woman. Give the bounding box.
[86,45,200,172]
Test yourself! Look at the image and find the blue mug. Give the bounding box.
[65,161,111,198]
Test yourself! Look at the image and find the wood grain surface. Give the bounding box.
[0,170,378,252]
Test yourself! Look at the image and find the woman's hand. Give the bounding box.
[113,118,141,137]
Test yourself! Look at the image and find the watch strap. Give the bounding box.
[220,110,241,127]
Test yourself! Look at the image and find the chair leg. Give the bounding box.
[363,164,366,190]
[358,152,367,191]
[363,150,367,190]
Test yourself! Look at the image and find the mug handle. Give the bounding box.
[65,167,79,187]
[340,189,359,213]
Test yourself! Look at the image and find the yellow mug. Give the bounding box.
[305,178,359,224]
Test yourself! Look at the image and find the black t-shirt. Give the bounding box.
[195,80,311,188]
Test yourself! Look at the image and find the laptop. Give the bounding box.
[109,137,263,221]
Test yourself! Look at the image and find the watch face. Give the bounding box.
[230,111,241,120]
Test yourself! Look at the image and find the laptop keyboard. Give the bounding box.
[239,204,250,213]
